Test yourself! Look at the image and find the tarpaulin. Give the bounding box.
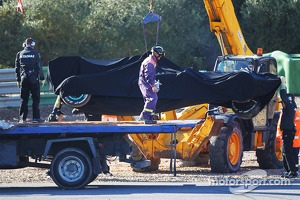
[47,53,281,115]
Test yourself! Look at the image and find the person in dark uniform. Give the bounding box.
[138,44,165,124]
[15,38,45,123]
[279,76,298,178]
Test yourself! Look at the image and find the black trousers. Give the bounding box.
[293,148,299,169]
[19,75,41,120]
[282,129,297,173]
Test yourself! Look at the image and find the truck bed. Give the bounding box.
[0,120,199,135]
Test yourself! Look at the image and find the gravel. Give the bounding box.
[0,102,299,185]
[0,152,291,184]
[0,104,85,123]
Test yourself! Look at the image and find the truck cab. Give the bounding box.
[214,54,277,75]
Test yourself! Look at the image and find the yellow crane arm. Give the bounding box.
[203,0,253,55]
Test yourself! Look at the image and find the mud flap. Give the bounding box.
[93,157,102,175]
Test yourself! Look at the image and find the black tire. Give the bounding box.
[209,121,243,173]
[87,174,99,184]
[60,93,91,108]
[50,148,93,189]
[256,114,283,169]
[231,100,262,119]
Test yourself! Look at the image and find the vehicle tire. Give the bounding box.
[87,174,99,184]
[256,114,283,169]
[60,93,91,108]
[231,100,262,119]
[209,121,243,173]
[50,148,93,189]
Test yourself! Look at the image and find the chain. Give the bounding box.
[149,0,153,11]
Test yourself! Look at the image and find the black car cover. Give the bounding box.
[47,53,281,116]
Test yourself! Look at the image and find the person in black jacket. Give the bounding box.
[15,38,45,123]
[279,76,298,178]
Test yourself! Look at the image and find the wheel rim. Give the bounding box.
[228,132,241,165]
[68,94,87,101]
[58,156,84,182]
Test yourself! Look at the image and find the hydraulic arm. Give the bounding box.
[203,0,253,55]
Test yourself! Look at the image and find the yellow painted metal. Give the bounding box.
[203,0,253,55]
[117,116,135,121]
[254,131,265,150]
[176,104,208,120]
[127,104,210,160]
[274,137,283,162]
[160,110,177,120]
[129,114,225,161]
[160,104,208,120]
[182,116,214,160]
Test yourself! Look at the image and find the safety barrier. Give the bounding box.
[0,67,56,107]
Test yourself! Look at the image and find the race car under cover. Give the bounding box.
[47,52,281,118]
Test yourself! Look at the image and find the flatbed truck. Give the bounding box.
[0,120,197,189]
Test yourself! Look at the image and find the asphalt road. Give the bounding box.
[0,181,299,200]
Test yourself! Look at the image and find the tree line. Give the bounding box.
[0,0,299,70]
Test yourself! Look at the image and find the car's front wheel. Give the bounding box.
[60,93,91,107]
[231,99,262,119]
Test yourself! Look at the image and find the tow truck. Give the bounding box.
[0,120,198,189]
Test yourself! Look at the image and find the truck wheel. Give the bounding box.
[209,121,243,173]
[50,148,93,189]
[87,174,99,184]
[231,100,262,119]
[60,93,91,107]
[256,114,283,169]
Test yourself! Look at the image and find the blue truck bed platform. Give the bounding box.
[0,120,199,135]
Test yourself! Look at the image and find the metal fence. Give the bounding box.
[0,67,56,107]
